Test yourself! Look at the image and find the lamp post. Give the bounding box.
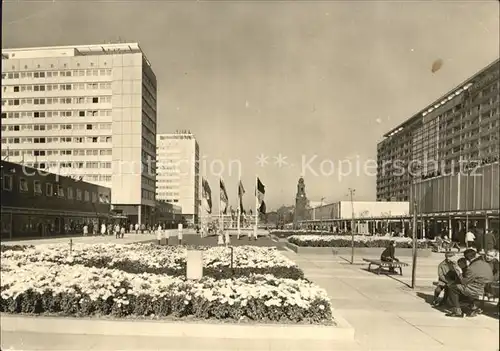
[411,197,418,289]
[348,188,356,264]
[320,197,325,233]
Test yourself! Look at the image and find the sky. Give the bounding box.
[2,0,499,212]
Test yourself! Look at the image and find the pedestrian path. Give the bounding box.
[284,252,499,351]
[1,233,157,246]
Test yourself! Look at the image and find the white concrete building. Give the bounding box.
[1,43,157,225]
[156,131,199,225]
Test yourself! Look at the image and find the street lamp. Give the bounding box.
[347,188,356,264]
[320,197,325,233]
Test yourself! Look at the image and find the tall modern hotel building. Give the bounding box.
[376,59,499,234]
[1,43,157,225]
[156,131,200,225]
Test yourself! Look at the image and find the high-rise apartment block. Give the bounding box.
[377,59,499,201]
[1,43,157,225]
[156,131,200,225]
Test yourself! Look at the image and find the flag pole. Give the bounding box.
[219,179,222,238]
[237,180,241,240]
[254,175,258,240]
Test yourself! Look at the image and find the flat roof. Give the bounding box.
[382,58,499,139]
[2,42,153,68]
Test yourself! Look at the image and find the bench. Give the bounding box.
[431,281,499,308]
[363,258,409,276]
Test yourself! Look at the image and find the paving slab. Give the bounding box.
[417,326,499,351]
[0,331,363,351]
[289,252,499,351]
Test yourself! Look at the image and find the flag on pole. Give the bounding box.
[238,180,245,212]
[256,177,265,211]
[202,178,212,214]
[220,178,228,214]
[259,200,266,215]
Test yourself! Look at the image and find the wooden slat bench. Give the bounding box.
[363,258,408,275]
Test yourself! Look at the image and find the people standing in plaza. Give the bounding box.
[100,223,106,236]
[432,252,459,306]
[465,229,476,249]
[135,223,139,234]
[83,224,88,236]
[484,230,497,252]
[474,227,484,253]
[156,224,162,245]
[114,224,120,239]
[120,225,125,238]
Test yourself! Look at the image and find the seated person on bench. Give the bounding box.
[433,252,460,307]
[482,249,499,298]
[381,241,399,273]
[446,249,494,318]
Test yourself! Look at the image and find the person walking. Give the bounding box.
[83,224,88,237]
[100,223,106,236]
[484,230,497,252]
[156,224,163,245]
[466,229,476,249]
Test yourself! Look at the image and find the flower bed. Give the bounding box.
[1,243,304,280]
[0,244,34,253]
[271,230,345,238]
[288,235,428,249]
[0,260,331,323]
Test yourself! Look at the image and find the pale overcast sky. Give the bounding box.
[2,0,499,211]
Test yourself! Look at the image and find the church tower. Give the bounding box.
[294,177,308,226]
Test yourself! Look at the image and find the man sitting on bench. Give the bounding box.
[433,252,460,307]
[446,249,494,318]
[381,241,399,273]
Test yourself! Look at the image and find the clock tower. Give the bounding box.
[294,177,309,226]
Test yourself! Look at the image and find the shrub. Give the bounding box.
[1,244,304,280]
[0,261,331,324]
[288,235,428,249]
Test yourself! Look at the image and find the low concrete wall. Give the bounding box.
[0,312,354,341]
[285,242,432,257]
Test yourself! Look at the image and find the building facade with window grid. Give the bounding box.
[156,131,200,225]
[377,59,499,203]
[1,43,157,225]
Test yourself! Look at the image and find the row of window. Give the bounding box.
[1,110,112,119]
[2,123,112,132]
[2,69,112,80]
[142,189,155,201]
[1,149,113,157]
[2,96,112,106]
[2,136,112,144]
[2,82,112,93]
[2,174,110,203]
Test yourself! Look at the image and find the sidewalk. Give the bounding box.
[1,233,158,246]
[283,251,499,351]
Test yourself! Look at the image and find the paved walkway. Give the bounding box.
[1,233,158,246]
[282,251,499,351]
[1,239,498,350]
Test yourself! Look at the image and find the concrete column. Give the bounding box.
[422,219,426,239]
[485,215,489,232]
[448,217,453,239]
[138,205,142,226]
